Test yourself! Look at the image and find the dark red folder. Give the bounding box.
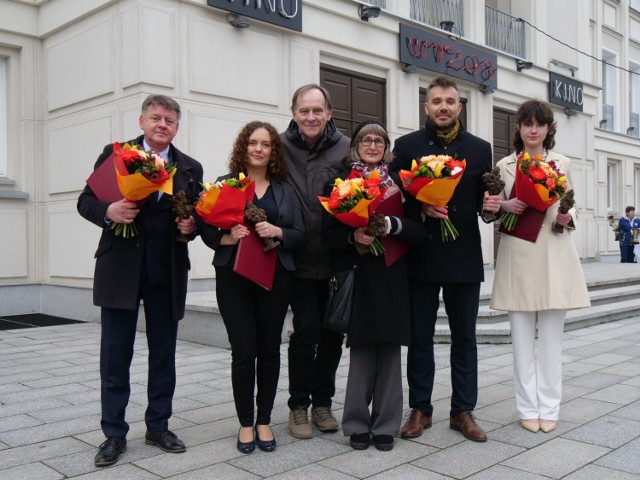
[376,188,410,267]
[233,225,277,290]
[498,186,546,242]
[85,154,123,202]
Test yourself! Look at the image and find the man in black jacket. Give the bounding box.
[78,94,203,466]
[391,77,501,442]
[280,84,350,438]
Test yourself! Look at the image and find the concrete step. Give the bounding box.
[180,265,640,348]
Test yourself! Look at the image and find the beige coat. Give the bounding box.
[490,151,591,312]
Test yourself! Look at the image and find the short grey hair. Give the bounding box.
[141,94,181,121]
[350,123,393,164]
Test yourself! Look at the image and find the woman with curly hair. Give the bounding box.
[202,121,305,454]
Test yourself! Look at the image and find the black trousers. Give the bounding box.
[406,280,480,417]
[100,281,178,438]
[216,266,293,427]
[287,278,344,410]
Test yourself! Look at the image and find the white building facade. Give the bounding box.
[0,0,637,321]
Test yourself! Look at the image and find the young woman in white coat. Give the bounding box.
[491,100,590,434]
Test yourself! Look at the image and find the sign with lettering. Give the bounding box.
[548,72,583,111]
[207,0,301,32]
[399,23,497,88]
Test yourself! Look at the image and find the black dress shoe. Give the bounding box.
[237,428,255,454]
[145,430,186,453]
[255,425,276,452]
[349,433,371,450]
[94,437,126,467]
[373,434,394,451]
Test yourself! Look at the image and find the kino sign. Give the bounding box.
[549,72,583,112]
[207,0,301,32]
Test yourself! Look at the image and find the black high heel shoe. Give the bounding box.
[236,427,255,454]
[255,424,276,452]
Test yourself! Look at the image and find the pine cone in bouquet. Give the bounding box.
[557,189,575,214]
[482,167,505,195]
[171,190,194,243]
[366,213,387,237]
[244,200,280,251]
[245,200,267,223]
[551,189,575,233]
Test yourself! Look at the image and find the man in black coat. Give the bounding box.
[391,77,501,442]
[78,94,203,467]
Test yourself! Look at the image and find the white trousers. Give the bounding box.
[509,310,566,421]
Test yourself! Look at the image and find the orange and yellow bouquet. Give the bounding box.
[112,142,177,237]
[501,152,568,231]
[398,155,466,242]
[319,169,386,255]
[195,173,256,230]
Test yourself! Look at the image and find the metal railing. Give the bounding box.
[410,0,463,35]
[485,5,525,58]
[361,0,387,7]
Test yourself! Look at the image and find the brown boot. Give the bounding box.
[400,409,432,438]
[450,411,487,442]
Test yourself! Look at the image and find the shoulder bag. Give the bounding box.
[323,265,357,335]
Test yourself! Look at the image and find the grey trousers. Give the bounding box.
[341,343,403,437]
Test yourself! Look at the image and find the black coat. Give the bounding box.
[391,124,492,283]
[77,135,203,321]
[321,173,428,348]
[200,175,306,269]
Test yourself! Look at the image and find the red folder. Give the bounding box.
[233,224,278,290]
[85,154,123,202]
[375,188,410,267]
[498,186,546,242]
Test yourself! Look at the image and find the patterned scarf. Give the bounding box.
[349,161,395,189]
[427,118,461,144]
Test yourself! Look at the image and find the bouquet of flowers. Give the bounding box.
[195,173,256,230]
[398,155,466,241]
[501,152,568,231]
[319,169,386,255]
[608,215,622,241]
[112,142,177,237]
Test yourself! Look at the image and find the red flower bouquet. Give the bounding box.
[501,152,568,231]
[319,169,386,255]
[195,173,256,230]
[398,155,466,241]
[112,142,177,237]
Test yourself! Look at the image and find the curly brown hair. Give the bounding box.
[513,99,557,152]
[228,121,288,181]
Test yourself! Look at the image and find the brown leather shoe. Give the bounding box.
[400,409,432,438]
[450,411,487,442]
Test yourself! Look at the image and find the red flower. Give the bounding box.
[546,177,556,190]
[528,165,547,181]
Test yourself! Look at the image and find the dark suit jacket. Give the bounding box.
[77,135,203,321]
[391,124,492,283]
[200,175,305,270]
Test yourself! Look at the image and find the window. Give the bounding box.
[602,50,618,132]
[629,63,640,137]
[607,161,619,212]
[0,57,6,177]
[635,166,640,208]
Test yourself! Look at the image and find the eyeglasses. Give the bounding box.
[359,137,386,147]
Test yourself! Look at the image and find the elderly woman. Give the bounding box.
[322,120,427,452]
[491,100,590,434]
[202,121,305,454]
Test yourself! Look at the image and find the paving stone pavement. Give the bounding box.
[1,269,640,478]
